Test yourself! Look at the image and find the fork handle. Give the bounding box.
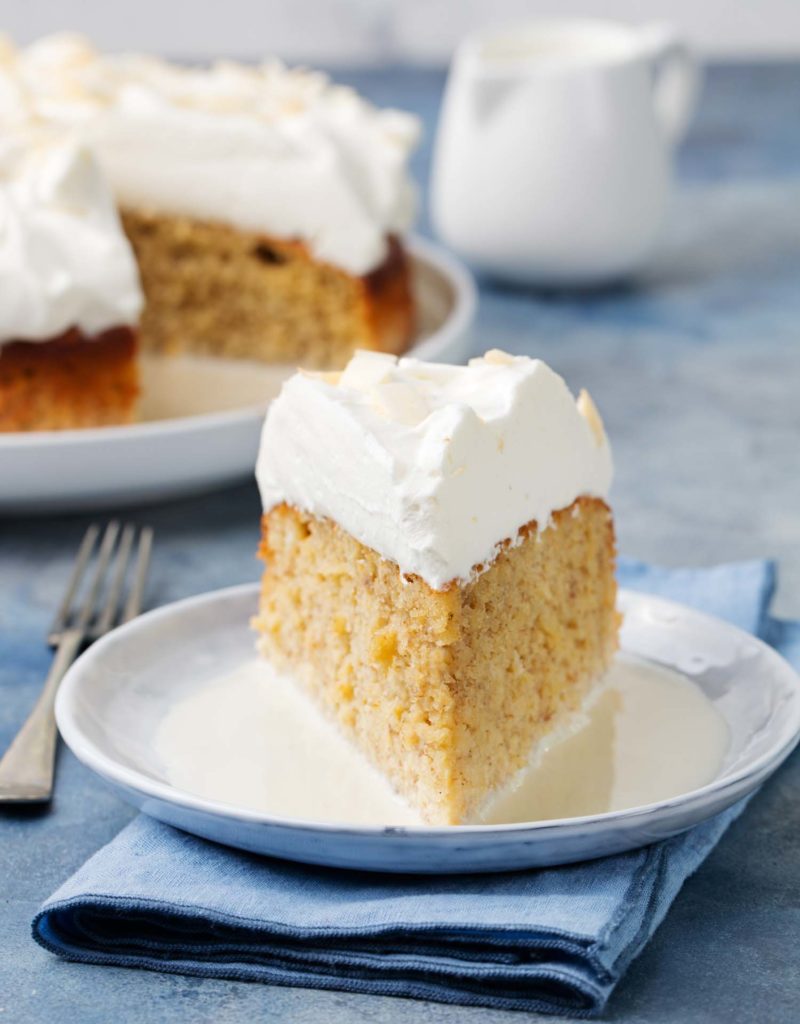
[0,629,84,802]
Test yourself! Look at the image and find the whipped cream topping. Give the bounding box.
[256,349,613,589]
[0,133,143,343]
[0,34,420,275]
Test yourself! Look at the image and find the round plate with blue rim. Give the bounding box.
[55,583,800,874]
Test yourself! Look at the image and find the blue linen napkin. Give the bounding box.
[33,559,800,1016]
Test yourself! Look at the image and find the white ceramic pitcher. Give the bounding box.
[431,19,699,285]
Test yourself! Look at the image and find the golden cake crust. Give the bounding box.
[254,497,619,824]
[121,209,415,368]
[0,327,139,432]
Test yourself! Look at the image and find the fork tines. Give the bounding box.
[49,521,154,644]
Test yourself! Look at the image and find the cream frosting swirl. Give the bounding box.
[0,132,142,343]
[0,34,420,275]
[256,349,613,589]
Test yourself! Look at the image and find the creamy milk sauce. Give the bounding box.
[138,354,288,420]
[154,654,729,827]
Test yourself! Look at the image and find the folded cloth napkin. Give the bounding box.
[33,559,800,1016]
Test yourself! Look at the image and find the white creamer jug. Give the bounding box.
[431,19,699,285]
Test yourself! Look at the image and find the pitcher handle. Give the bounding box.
[640,23,701,146]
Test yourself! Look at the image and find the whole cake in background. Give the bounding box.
[254,349,619,825]
[0,133,142,431]
[0,34,420,369]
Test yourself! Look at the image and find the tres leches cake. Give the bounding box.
[0,135,142,431]
[0,34,420,369]
[254,349,619,825]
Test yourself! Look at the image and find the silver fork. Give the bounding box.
[0,521,153,803]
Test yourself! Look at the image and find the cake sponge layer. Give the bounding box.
[122,210,415,369]
[254,497,618,825]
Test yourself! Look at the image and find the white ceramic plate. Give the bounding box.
[0,236,476,514]
[56,585,800,874]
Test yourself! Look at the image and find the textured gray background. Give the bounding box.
[1,62,799,1022]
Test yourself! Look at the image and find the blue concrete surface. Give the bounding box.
[2,63,800,1022]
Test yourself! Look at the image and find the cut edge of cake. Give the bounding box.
[122,211,416,368]
[253,495,618,826]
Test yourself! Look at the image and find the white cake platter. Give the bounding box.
[0,235,476,514]
[56,585,800,874]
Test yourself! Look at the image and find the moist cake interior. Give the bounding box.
[123,211,416,369]
[255,496,618,825]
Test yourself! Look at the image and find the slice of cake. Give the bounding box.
[0,35,420,369]
[0,135,143,431]
[254,349,618,825]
